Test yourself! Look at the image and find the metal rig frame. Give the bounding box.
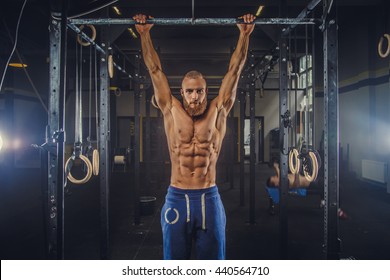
[47,0,339,260]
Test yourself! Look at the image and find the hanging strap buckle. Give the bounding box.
[281,110,292,128]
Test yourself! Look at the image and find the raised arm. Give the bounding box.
[273,162,280,180]
[134,14,172,112]
[217,14,255,112]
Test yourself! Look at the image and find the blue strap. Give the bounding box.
[266,186,307,204]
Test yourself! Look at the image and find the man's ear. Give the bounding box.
[180,88,184,97]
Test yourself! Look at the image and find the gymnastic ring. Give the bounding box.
[108,54,114,78]
[378,34,390,58]
[289,148,300,174]
[303,151,318,182]
[77,25,96,47]
[151,94,159,109]
[65,154,93,184]
[92,149,99,176]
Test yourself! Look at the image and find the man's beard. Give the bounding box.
[183,98,207,117]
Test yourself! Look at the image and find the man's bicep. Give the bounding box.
[218,71,240,111]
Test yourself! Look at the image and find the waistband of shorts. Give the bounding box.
[167,185,219,199]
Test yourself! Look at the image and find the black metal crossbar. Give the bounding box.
[70,17,318,26]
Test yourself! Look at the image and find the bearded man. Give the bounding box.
[134,13,255,259]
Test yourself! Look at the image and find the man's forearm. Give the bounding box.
[140,31,162,74]
[228,32,251,73]
[274,165,280,179]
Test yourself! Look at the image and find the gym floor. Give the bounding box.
[1,162,389,260]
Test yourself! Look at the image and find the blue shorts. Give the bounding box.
[161,186,226,260]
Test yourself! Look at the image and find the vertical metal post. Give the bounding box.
[323,0,341,260]
[99,19,110,260]
[279,37,289,259]
[156,109,165,186]
[388,59,390,194]
[145,86,152,195]
[110,92,117,161]
[228,112,235,190]
[48,10,67,259]
[229,49,235,190]
[239,91,246,206]
[249,53,256,224]
[311,19,316,147]
[293,29,298,148]
[304,25,310,145]
[278,0,289,260]
[133,52,141,225]
[368,18,377,152]
[40,142,49,258]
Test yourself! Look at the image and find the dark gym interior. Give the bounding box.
[1,0,390,260]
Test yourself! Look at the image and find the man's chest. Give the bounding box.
[174,117,216,143]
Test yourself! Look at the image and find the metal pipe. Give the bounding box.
[249,53,256,224]
[323,0,340,260]
[99,21,111,260]
[279,36,289,260]
[239,91,245,207]
[70,17,318,26]
[311,21,316,147]
[67,22,134,80]
[283,0,322,35]
[305,24,309,147]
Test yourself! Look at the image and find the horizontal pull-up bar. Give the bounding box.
[70,17,318,26]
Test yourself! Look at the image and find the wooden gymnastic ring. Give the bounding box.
[289,148,300,174]
[151,94,160,109]
[303,151,318,182]
[92,149,99,176]
[65,154,93,184]
[108,54,114,78]
[77,25,96,47]
[378,34,390,58]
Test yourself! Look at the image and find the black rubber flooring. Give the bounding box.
[1,163,390,260]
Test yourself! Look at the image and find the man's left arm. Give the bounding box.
[217,14,255,113]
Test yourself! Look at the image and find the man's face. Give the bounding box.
[180,77,207,117]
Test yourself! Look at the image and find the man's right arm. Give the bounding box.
[134,15,172,111]
[273,162,280,179]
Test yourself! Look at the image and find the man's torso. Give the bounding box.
[163,97,227,189]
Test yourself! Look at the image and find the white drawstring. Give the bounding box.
[184,192,206,230]
[201,193,206,230]
[185,194,190,223]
